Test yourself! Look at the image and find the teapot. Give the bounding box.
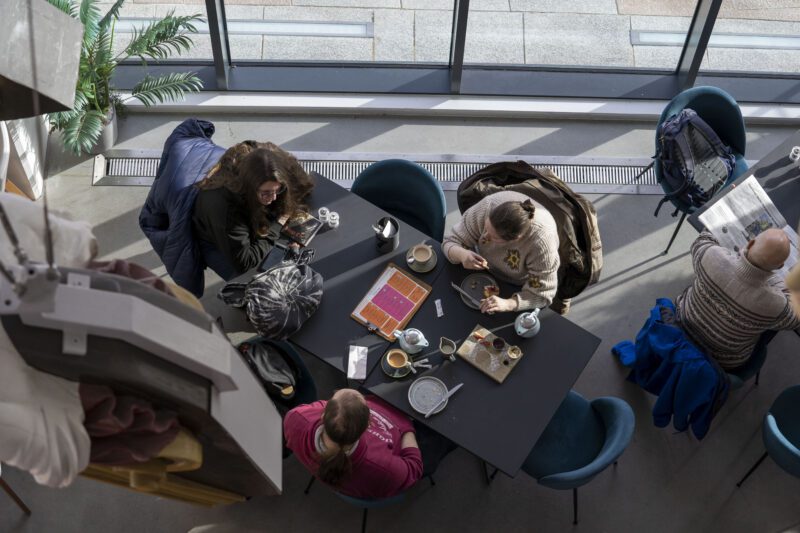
[393,328,429,354]
[514,309,541,338]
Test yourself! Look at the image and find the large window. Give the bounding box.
[111,0,800,104]
[463,1,699,70]
[700,4,800,74]
[223,2,454,63]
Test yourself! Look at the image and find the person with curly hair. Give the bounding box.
[192,141,314,279]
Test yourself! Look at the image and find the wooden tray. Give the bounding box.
[456,325,524,384]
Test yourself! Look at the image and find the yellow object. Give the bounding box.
[81,428,245,506]
[163,282,205,312]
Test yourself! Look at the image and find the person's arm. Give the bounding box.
[400,431,418,449]
[226,215,275,273]
[691,230,719,268]
[442,201,489,269]
[512,231,560,310]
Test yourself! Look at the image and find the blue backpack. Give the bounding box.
[649,108,736,216]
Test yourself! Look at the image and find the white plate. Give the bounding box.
[408,376,448,415]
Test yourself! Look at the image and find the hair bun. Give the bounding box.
[520,199,535,219]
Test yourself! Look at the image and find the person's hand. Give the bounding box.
[278,214,289,225]
[480,296,517,315]
[460,250,489,270]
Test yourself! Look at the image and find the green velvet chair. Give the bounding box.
[737,385,800,487]
[351,159,446,241]
[521,390,635,525]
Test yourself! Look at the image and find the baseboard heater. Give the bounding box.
[92,150,661,195]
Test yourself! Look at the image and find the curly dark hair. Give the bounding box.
[196,141,314,234]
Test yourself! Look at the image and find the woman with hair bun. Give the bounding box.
[442,191,560,314]
[192,141,313,279]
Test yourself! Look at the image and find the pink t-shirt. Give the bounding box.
[284,396,423,499]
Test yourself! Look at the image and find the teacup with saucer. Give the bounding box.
[406,243,437,273]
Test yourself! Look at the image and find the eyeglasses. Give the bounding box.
[257,183,286,199]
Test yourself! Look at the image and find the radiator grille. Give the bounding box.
[93,151,659,194]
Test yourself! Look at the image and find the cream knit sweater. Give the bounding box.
[676,231,800,369]
[442,191,560,310]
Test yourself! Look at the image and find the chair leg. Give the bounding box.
[482,461,499,485]
[573,487,578,525]
[754,371,760,386]
[663,211,688,255]
[737,451,768,488]
[361,508,368,533]
[304,475,316,495]
[0,478,31,516]
[428,475,436,487]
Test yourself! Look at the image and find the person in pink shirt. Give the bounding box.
[285,388,440,499]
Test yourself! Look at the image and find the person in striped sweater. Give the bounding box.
[676,229,800,369]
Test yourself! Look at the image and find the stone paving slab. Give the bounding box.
[706,48,800,73]
[262,6,374,22]
[414,10,454,63]
[98,2,155,17]
[713,17,800,34]
[523,13,633,67]
[510,0,617,15]
[230,35,265,59]
[630,15,692,31]
[616,0,697,17]
[292,0,399,7]
[374,9,414,62]
[262,36,373,60]
[224,0,290,4]
[403,0,507,10]
[464,11,524,64]
[633,47,711,70]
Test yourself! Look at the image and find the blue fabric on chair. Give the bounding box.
[763,385,800,478]
[351,159,446,241]
[654,86,749,216]
[523,391,636,491]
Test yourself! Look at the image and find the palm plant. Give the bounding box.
[47,0,204,155]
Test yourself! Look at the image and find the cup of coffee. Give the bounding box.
[386,349,409,369]
[408,243,435,271]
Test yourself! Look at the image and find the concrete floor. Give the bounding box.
[2,113,799,532]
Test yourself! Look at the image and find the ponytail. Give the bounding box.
[316,389,370,487]
[317,447,353,486]
[489,199,536,241]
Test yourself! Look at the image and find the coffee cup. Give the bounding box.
[387,349,409,369]
[407,243,435,271]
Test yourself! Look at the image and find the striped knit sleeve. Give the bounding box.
[691,231,719,269]
[442,199,486,263]
[512,227,560,310]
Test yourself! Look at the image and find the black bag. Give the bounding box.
[219,254,323,340]
[651,108,736,216]
[237,339,298,401]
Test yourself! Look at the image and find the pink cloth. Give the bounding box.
[79,384,180,465]
[88,260,175,297]
[284,396,423,499]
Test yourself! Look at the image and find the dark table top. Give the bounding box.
[206,173,446,376]
[690,130,800,231]
[363,260,602,477]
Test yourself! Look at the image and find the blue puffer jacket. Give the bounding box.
[139,119,225,296]
[612,298,729,440]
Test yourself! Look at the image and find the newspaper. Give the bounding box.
[698,175,799,278]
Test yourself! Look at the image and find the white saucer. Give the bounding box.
[406,249,437,273]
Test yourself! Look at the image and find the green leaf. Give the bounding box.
[122,13,203,62]
[46,0,78,17]
[129,72,202,107]
[99,0,125,28]
[63,109,105,156]
[79,0,102,48]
